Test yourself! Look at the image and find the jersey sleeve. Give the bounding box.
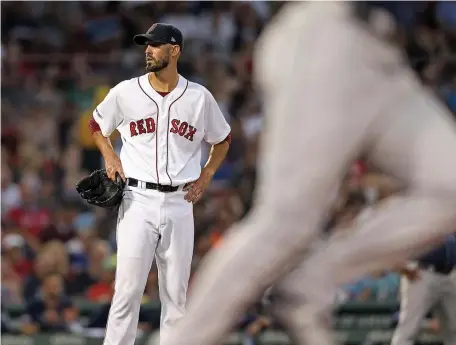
[203,91,231,145]
[93,86,123,137]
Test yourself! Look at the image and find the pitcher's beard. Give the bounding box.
[146,59,169,72]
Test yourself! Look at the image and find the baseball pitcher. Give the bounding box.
[157,3,456,345]
[84,23,231,345]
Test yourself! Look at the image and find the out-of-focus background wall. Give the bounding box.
[1,2,455,345]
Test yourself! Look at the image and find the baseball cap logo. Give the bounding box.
[148,23,157,33]
[171,37,176,43]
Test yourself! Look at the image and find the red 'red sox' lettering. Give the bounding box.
[137,119,147,134]
[130,117,196,141]
[145,118,155,133]
[130,117,156,137]
[170,119,197,141]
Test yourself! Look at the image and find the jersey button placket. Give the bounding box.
[158,91,167,230]
[158,101,167,230]
[157,102,167,185]
[161,102,170,184]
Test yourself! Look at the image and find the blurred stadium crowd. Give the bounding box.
[1,0,455,340]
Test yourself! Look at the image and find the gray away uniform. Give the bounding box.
[156,3,456,345]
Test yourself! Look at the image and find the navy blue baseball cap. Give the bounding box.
[133,23,184,51]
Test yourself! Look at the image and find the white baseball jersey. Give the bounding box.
[93,74,231,185]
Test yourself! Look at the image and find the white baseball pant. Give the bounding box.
[103,186,193,345]
[158,3,456,345]
[391,269,456,345]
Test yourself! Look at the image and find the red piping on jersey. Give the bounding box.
[89,115,101,134]
[223,132,232,145]
[137,77,160,185]
[166,80,189,186]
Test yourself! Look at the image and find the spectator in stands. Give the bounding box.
[66,239,112,296]
[192,235,213,274]
[23,241,69,303]
[87,239,112,281]
[6,183,52,252]
[86,256,115,303]
[2,255,24,306]
[39,203,78,244]
[19,102,60,163]
[1,165,22,217]
[26,272,80,333]
[2,233,33,280]
[342,271,399,302]
[86,263,157,332]
[66,238,89,287]
[143,267,159,304]
[23,251,54,303]
[205,198,239,248]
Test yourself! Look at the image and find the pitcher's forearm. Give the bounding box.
[88,116,123,181]
[92,131,117,159]
[89,115,117,160]
[203,141,229,175]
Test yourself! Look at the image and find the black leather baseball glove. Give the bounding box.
[76,169,125,208]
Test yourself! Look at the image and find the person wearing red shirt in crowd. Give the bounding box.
[2,233,33,279]
[39,203,77,244]
[7,184,52,246]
